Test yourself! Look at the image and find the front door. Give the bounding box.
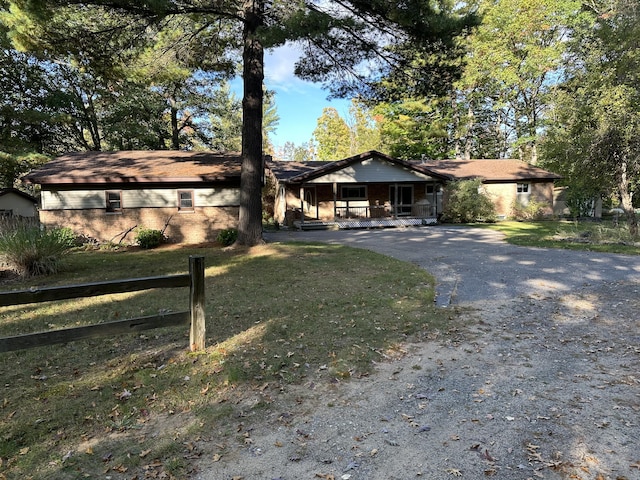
[390,185,413,216]
[303,187,317,218]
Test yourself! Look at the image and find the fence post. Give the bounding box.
[189,255,206,351]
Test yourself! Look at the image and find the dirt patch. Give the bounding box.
[194,281,640,480]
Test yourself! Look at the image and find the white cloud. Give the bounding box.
[264,43,326,96]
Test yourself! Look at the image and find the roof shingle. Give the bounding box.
[23,151,245,185]
[416,159,561,182]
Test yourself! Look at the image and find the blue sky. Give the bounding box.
[233,44,352,149]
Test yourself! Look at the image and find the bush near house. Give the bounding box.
[442,179,496,223]
[216,228,238,246]
[510,199,550,221]
[134,228,164,249]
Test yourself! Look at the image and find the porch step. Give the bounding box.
[294,217,437,230]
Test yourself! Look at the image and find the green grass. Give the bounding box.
[481,220,640,254]
[0,242,450,479]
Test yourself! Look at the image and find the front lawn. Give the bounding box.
[482,220,640,254]
[0,242,449,479]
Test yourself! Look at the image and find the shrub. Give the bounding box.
[135,228,164,249]
[442,179,496,223]
[511,199,550,221]
[0,224,73,276]
[216,228,238,246]
[50,226,78,248]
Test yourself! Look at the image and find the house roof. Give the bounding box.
[267,151,451,183]
[267,152,560,185]
[0,188,36,202]
[266,160,329,182]
[417,159,562,182]
[22,150,247,185]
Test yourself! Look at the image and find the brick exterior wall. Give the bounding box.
[484,181,555,218]
[39,207,239,244]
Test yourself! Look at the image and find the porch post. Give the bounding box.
[333,182,338,221]
[393,183,398,218]
[299,186,305,227]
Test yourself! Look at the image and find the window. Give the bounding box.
[106,191,122,212]
[341,185,367,200]
[178,190,194,211]
[517,183,530,194]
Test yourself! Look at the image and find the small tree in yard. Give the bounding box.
[442,179,496,223]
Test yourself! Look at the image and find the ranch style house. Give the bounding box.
[22,149,561,242]
[267,150,562,229]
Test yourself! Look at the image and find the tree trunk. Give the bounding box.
[236,0,265,246]
[85,95,102,151]
[464,104,474,160]
[618,158,638,237]
[170,97,180,150]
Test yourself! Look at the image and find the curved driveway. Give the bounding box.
[267,225,640,306]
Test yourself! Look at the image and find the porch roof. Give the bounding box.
[267,150,450,184]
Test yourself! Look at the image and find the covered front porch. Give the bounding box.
[290,181,441,230]
[267,151,449,230]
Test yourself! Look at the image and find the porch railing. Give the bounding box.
[334,203,436,219]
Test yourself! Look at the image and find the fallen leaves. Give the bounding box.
[445,468,463,476]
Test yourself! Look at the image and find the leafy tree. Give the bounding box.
[0,35,61,155]
[541,0,640,236]
[374,97,452,160]
[277,141,314,162]
[0,151,48,191]
[208,82,243,152]
[262,89,279,155]
[455,0,583,163]
[347,99,382,154]
[313,100,383,160]
[313,107,352,160]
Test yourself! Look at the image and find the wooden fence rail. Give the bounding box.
[0,255,205,353]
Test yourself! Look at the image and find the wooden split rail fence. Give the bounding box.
[0,255,205,353]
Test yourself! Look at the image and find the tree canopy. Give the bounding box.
[2,0,475,245]
[541,0,640,235]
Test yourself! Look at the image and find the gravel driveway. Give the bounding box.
[197,226,640,480]
[267,225,640,307]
